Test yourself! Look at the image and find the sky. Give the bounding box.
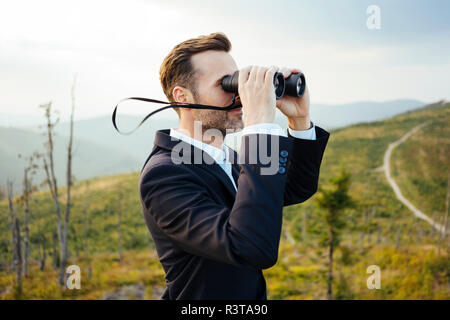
[0,0,449,121]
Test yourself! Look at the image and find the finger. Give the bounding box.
[280,67,291,79]
[264,66,278,87]
[255,66,267,86]
[238,66,252,92]
[238,66,252,98]
[282,67,303,79]
[248,65,259,84]
[290,68,302,75]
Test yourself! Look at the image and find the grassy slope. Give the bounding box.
[391,116,449,216]
[0,102,449,299]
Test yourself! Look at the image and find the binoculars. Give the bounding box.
[221,70,306,100]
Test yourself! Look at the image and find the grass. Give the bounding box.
[0,101,449,299]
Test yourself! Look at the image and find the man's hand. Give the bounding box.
[276,67,311,131]
[238,65,278,127]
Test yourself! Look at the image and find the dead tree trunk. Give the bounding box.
[40,76,77,286]
[59,75,77,285]
[7,180,17,272]
[52,230,58,270]
[39,234,46,271]
[14,217,23,298]
[22,167,30,278]
[18,152,39,278]
[40,102,63,282]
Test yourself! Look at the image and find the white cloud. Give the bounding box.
[0,0,448,120]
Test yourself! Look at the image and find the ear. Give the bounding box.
[173,86,192,103]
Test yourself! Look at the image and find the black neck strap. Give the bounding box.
[112,95,240,135]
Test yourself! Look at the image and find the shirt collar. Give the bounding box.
[169,128,227,164]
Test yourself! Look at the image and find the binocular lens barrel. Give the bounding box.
[221,70,306,99]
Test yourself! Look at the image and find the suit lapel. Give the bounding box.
[196,162,237,198]
[231,164,240,187]
[152,129,237,199]
[226,145,240,188]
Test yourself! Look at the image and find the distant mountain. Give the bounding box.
[52,114,180,161]
[52,99,427,155]
[0,126,141,194]
[0,113,51,128]
[1,99,426,191]
[308,99,425,129]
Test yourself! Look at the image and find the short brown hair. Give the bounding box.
[159,32,232,117]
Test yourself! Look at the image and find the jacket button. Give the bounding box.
[280,157,287,163]
[278,167,286,174]
[280,150,288,157]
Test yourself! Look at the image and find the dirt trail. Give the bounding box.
[383,121,446,234]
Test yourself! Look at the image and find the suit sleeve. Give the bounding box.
[140,133,294,270]
[283,125,330,206]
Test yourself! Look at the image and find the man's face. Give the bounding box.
[189,50,243,136]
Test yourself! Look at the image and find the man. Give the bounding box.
[138,32,329,300]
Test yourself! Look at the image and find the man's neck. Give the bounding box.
[178,117,224,150]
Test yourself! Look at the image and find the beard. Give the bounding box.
[192,103,243,137]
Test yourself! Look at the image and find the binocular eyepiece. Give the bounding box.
[221,70,306,100]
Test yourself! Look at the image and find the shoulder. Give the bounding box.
[138,150,199,190]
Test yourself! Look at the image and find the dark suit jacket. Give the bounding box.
[138,127,329,300]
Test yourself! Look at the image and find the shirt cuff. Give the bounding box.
[287,121,316,140]
[241,123,288,137]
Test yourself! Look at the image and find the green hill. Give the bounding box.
[0,101,448,299]
[0,126,141,193]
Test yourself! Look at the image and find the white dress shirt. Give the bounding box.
[169,122,316,191]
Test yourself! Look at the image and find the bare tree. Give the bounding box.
[18,152,39,278]
[60,74,77,284]
[38,234,46,271]
[13,217,23,298]
[40,101,63,276]
[39,75,77,285]
[52,230,58,270]
[22,165,30,278]
[7,179,16,272]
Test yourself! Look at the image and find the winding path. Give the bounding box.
[383,121,446,234]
